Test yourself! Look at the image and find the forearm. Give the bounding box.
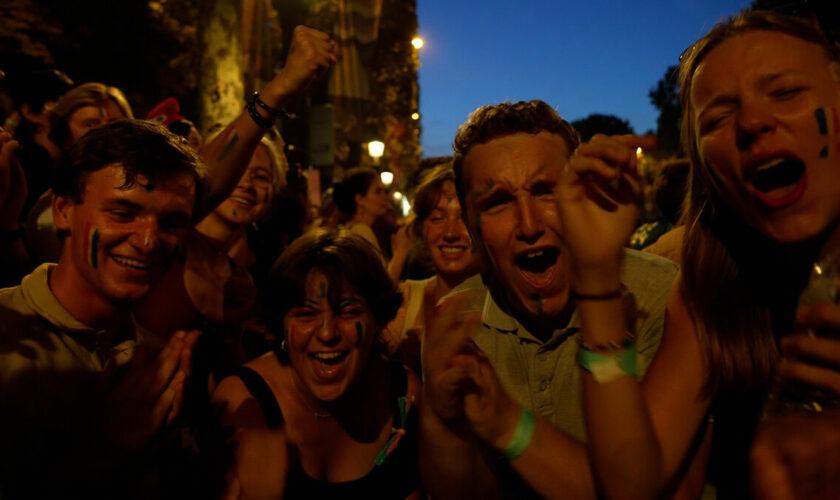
[419,403,501,500]
[195,75,296,220]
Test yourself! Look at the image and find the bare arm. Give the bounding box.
[558,134,712,499]
[194,26,337,220]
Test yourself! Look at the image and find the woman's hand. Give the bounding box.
[557,134,655,290]
[778,304,840,396]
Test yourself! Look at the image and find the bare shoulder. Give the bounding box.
[212,352,280,421]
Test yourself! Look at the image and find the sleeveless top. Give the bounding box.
[231,362,420,499]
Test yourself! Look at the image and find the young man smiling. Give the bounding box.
[420,100,680,498]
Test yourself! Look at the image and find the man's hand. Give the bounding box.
[751,409,840,499]
[0,128,26,232]
[421,288,480,421]
[558,134,656,290]
[105,329,201,448]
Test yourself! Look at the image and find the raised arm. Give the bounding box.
[558,134,712,499]
[194,26,337,220]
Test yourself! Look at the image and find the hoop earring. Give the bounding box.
[280,339,288,352]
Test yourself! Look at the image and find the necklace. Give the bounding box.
[287,369,333,419]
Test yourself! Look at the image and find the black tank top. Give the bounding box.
[231,362,420,499]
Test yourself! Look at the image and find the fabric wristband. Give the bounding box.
[245,93,276,129]
[578,343,638,383]
[501,407,535,461]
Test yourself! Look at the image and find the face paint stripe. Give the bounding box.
[83,222,91,262]
[90,229,100,268]
[218,133,240,162]
[833,107,839,135]
[821,145,829,158]
[355,322,364,347]
[816,108,828,135]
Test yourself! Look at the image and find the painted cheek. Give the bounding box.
[814,107,840,158]
[87,226,100,269]
[354,321,365,347]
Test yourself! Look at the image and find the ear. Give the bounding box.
[354,192,364,206]
[52,194,75,232]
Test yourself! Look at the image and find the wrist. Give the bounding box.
[497,407,536,461]
[490,402,524,451]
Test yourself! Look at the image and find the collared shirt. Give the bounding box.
[452,249,678,443]
[0,263,137,383]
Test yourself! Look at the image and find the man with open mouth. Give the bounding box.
[419,100,680,498]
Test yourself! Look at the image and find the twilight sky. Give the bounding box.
[416,0,752,157]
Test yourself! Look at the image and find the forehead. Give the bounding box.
[302,268,359,298]
[69,104,106,120]
[81,164,196,209]
[463,132,569,192]
[434,180,459,206]
[691,31,833,104]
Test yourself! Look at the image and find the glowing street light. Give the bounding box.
[380,170,394,187]
[411,112,420,120]
[368,140,384,165]
[411,36,424,50]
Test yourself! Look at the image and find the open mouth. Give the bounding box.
[111,255,154,270]
[229,195,255,207]
[514,247,559,275]
[439,245,467,256]
[310,351,349,365]
[751,158,805,193]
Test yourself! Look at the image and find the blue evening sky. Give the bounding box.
[416,0,752,157]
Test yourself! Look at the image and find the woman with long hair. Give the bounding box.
[569,10,840,499]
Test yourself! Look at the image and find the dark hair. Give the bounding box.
[452,100,580,208]
[7,68,73,114]
[652,158,690,225]
[53,120,205,204]
[332,167,378,216]
[48,82,134,151]
[266,229,402,356]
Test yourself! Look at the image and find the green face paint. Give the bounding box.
[355,321,364,347]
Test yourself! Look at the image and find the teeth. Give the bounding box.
[312,352,345,361]
[230,196,254,206]
[526,250,545,259]
[755,158,785,173]
[441,247,464,254]
[112,256,152,270]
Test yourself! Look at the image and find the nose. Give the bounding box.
[443,214,460,242]
[315,314,341,345]
[515,196,544,244]
[130,220,161,253]
[735,98,776,150]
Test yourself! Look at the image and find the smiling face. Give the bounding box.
[690,30,840,242]
[423,180,481,283]
[214,145,274,226]
[284,269,377,402]
[462,131,572,322]
[356,179,390,218]
[54,164,195,303]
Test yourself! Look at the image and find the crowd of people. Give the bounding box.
[1,9,840,499]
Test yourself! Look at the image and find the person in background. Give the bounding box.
[383,163,482,372]
[146,96,203,152]
[213,229,421,499]
[641,158,690,264]
[334,166,411,282]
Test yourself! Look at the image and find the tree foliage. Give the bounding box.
[571,113,634,142]
[648,64,681,158]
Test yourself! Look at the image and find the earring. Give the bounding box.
[280,339,288,352]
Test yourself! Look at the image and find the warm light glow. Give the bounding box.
[368,140,385,159]
[380,170,394,187]
[411,37,424,50]
[400,197,411,217]
[393,191,403,201]
[411,112,420,120]
[636,147,643,159]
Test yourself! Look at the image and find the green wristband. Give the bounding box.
[501,407,535,461]
[578,344,638,383]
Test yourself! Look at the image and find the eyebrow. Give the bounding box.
[103,198,144,211]
[338,298,363,307]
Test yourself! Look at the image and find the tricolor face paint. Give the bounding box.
[283,269,377,402]
[58,165,195,303]
[690,31,840,243]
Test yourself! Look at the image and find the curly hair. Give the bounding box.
[451,100,579,208]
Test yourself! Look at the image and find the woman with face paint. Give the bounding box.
[382,163,482,372]
[567,10,840,500]
[212,229,422,499]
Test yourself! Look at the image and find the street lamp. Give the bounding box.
[380,169,394,188]
[368,140,384,165]
[411,36,424,50]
